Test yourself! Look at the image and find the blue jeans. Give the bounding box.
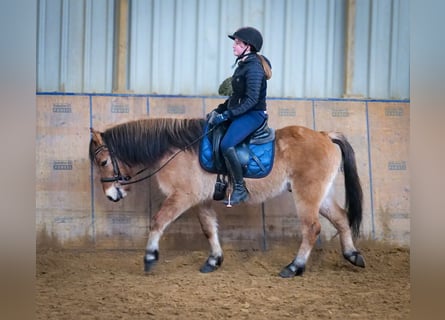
[220,110,267,152]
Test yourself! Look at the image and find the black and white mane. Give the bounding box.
[89,118,206,166]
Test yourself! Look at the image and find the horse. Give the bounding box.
[89,118,365,278]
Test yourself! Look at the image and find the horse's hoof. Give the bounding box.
[199,255,223,273]
[344,251,366,268]
[279,263,305,278]
[144,250,159,273]
[144,260,157,273]
[199,262,218,273]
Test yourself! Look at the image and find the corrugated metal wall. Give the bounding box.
[37,0,115,92]
[37,0,410,99]
[350,0,410,99]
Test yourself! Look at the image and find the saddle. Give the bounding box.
[199,118,276,179]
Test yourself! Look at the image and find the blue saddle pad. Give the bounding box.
[199,124,275,179]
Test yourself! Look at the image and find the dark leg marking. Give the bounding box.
[144,250,159,272]
[279,262,305,278]
[199,255,224,273]
[343,251,366,268]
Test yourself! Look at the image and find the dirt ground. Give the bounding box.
[36,240,410,319]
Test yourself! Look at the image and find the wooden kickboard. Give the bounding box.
[36,95,410,248]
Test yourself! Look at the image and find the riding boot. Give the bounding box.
[223,147,249,205]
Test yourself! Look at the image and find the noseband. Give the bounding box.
[93,145,131,184]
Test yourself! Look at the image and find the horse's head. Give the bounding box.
[89,128,131,202]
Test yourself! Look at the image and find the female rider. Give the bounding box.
[209,26,272,205]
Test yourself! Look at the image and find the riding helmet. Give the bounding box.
[228,27,263,52]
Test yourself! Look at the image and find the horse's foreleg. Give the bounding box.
[144,193,194,273]
[279,203,321,278]
[319,197,366,268]
[197,203,223,273]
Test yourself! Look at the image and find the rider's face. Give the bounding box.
[232,38,249,57]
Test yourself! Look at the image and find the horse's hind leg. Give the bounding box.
[319,194,365,268]
[197,203,223,273]
[279,199,322,278]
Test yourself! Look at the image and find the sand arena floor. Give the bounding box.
[36,240,409,319]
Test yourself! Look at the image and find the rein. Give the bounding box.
[94,124,215,185]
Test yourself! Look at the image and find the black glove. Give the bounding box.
[209,111,229,126]
[206,110,219,121]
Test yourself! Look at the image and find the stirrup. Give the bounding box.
[224,185,249,207]
[225,193,233,208]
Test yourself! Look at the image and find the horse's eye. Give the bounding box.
[100,160,107,167]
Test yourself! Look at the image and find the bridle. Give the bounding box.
[93,144,132,184]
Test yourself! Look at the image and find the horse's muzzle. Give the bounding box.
[105,185,126,202]
[107,195,121,202]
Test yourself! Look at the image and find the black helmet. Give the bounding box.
[228,27,263,52]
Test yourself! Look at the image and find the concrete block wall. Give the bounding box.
[36,94,409,249]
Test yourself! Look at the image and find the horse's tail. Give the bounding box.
[329,132,363,238]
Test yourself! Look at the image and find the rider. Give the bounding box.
[208,26,272,205]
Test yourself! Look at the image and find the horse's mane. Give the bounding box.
[100,118,206,166]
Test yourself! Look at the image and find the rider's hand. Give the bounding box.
[209,111,229,126]
[206,110,219,121]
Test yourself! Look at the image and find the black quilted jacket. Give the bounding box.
[216,53,271,118]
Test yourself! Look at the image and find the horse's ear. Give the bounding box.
[90,127,104,144]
